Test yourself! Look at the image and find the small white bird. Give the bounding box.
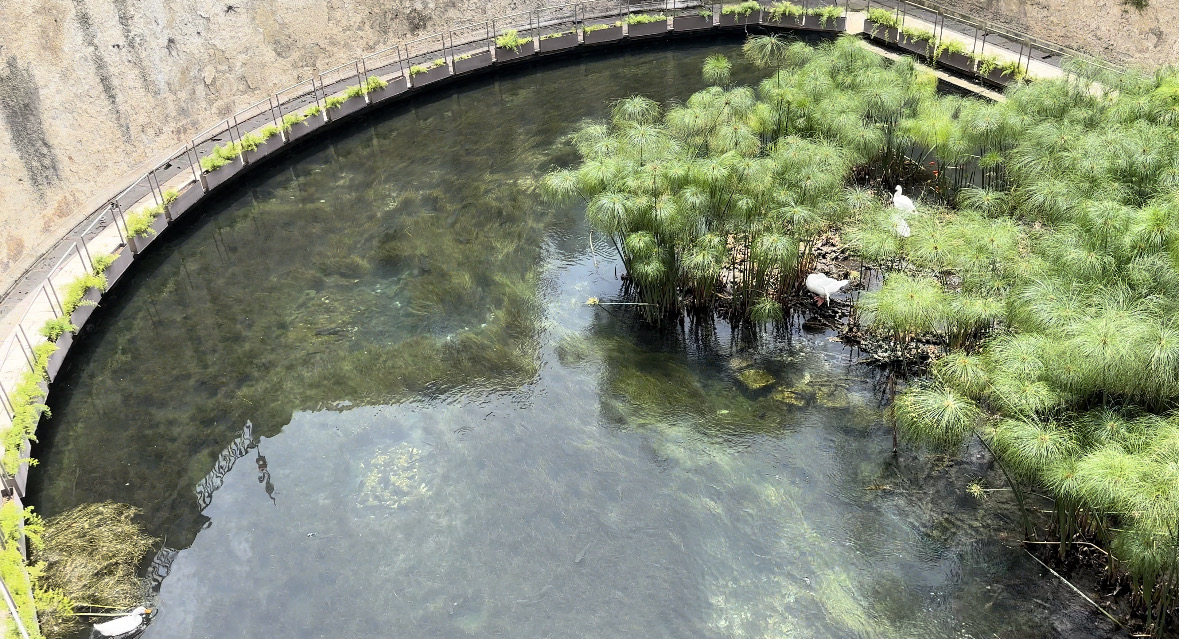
[805,273,850,306]
[94,606,151,637]
[892,185,916,214]
[891,213,911,238]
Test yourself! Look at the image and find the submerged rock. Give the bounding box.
[737,368,776,390]
[814,386,850,409]
[771,387,808,406]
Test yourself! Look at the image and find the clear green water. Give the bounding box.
[32,38,1112,638]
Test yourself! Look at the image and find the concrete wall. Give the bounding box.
[0,0,543,290]
[0,0,1176,294]
[954,0,1179,67]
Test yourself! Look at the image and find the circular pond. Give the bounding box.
[33,38,1110,638]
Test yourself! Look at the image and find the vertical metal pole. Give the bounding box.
[0,577,31,639]
[74,241,91,274]
[111,203,127,245]
[187,144,203,188]
[0,379,15,419]
[42,284,61,319]
[15,327,35,373]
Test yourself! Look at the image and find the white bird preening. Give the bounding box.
[891,185,914,238]
[94,606,151,637]
[805,273,850,306]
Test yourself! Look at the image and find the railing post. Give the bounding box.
[354,61,365,104]
[75,239,93,274]
[110,203,128,246]
[15,327,35,373]
[0,574,31,639]
[42,284,61,319]
[0,380,15,420]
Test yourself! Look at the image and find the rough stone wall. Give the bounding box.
[0,0,1177,292]
[952,0,1179,67]
[0,0,547,287]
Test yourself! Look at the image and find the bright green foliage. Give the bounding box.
[545,36,950,319]
[495,29,529,51]
[859,273,946,338]
[282,112,308,130]
[324,95,347,110]
[583,23,615,34]
[721,1,760,17]
[199,140,242,172]
[765,1,805,21]
[125,204,162,238]
[622,13,665,25]
[304,104,322,118]
[0,502,49,639]
[38,317,76,342]
[866,8,901,29]
[834,37,1179,633]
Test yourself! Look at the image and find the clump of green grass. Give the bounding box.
[866,7,901,30]
[409,59,447,77]
[38,317,76,342]
[583,23,617,33]
[765,1,804,21]
[495,29,530,51]
[721,1,760,17]
[622,13,665,24]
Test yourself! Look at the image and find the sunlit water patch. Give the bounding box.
[33,39,1112,638]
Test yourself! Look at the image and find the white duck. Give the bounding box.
[891,186,914,238]
[94,607,151,637]
[892,185,916,213]
[805,273,850,306]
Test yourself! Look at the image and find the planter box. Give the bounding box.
[495,40,535,63]
[286,111,327,143]
[937,51,974,73]
[982,66,1016,86]
[673,14,713,30]
[898,36,931,57]
[368,76,408,103]
[11,440,31,499]
[45,331,72,383]
[627,20,669,38]
[166,182,202,221]
[538,32,578,53]
[202,156,244,191]
[806,16,845,31]
[454,50,493,73]
[243,132,283,165]
[127,213,168,255]
[583,25,623,44]
[760,13,805,28]
[410,63,450,87]
[864,20,899,44]
[327,94,368,120]
[104,248,134,290]
[719,11,760,27]
[68,286,103,331]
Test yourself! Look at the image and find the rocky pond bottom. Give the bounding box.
[31,37,1112,638]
